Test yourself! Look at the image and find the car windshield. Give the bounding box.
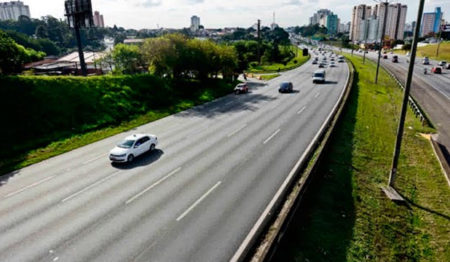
[117,139,135,148]
[280,83,290,88]
[314,73,324,77]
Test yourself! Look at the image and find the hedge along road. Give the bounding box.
[0,55,349,262]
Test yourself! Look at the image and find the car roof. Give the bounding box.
[124,133,152,140]
[314,69,325,73]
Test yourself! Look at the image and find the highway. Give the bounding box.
[0,56,349,262]
[360,50,450,162]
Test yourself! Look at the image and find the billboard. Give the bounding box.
[64,0,94,28]
[442,24,450,32]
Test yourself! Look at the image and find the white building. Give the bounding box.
[351,2,407,43]
[190,15,200,32]
[0,1,30,21]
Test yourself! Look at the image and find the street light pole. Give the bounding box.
[387,0,426,188]
[375,1,389,84]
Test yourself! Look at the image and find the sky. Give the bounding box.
[25,0,450,29]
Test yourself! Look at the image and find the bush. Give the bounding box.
[0,74,172,156]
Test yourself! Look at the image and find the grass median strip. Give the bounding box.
[273,54,449,261]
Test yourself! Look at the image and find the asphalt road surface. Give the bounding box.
[361,50,450,162]
[0,57,349,262]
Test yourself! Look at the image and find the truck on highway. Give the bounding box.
[312,69,326,84]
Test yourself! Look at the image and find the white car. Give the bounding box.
[109,134,158,163]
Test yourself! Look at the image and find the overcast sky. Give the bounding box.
[26,0,449,29]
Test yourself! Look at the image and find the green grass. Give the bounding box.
[247,46,310,74]
[273,54,450,261]
[258,74,280,81]
[0,81,236,175]
[394,41,450,61]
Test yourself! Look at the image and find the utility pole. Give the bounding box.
[386,0,426,192]
[257,19,261,64]
[435,26,442,58]
[375,1,389,84]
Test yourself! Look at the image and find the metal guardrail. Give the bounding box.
[382,66,431,127]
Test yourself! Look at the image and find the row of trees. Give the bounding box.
[0,30,45,74]
[99,34,238,80]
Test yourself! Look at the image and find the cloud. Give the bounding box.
[139,0,162,7]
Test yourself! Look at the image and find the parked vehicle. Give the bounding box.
[234,83,249,94]
[279,82,293,93]
[109,134,158,163]
[312,69,326,83]
[431,66,442,74]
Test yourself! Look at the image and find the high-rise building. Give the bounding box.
[309,9,332,26]
[190,15,200,32]
[421,7,443,37]
[93,11,105,28]
[351,3,407,43]
[0,1,30,21]
[325,14,339,35]
[350,4,372,42]
[375,3,407,41]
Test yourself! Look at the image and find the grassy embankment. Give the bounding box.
[247,45,310,74]
[273,54,450,261]
[394,41,450,61]
[0,75,236,175]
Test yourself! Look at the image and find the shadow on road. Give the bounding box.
[111,149,164,170]
[174,88,277,119]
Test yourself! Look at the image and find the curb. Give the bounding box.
[430,135,450,187]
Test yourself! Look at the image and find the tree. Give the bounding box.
[0,30,45,74]
[111,44,145,74]
[35,25,48,39]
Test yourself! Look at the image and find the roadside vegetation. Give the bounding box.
[0,75,236,175]
[274,54,450,261]
[246,46,310,74]
[258,74,280,81]
[394,41,450,61]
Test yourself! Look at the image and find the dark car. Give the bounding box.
[383,55,388,59]
[392,55,398,63]
[431,66,442,74]
[318,63,325,68]
[234,83,249,94]
[279,82,293,93]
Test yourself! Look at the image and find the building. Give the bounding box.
[421,7,443,37]
[350,4,372,42]
[325,14,339,35]
[190,15,200,32]
[309,9,332,26]
[350,3,407,43]
[93,11,105,28]
[0,1,30,21]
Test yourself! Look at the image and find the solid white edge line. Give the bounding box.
[230,60,350,262]
[125,167,181,205]
[297,106,307,115]
[176,181,222,222]
[61,171,120,203]
[4,176,55,198]
[227,124,247,138]
[263,129,281,145]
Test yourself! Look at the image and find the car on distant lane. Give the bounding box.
[431,66,442,74]
[423,57,430,65]
[279,82,293,93]
[109,134,158,163]
[234,83,249,94]
[312,69,326,83]
[392,55,398,63]
[438,61,447,67]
